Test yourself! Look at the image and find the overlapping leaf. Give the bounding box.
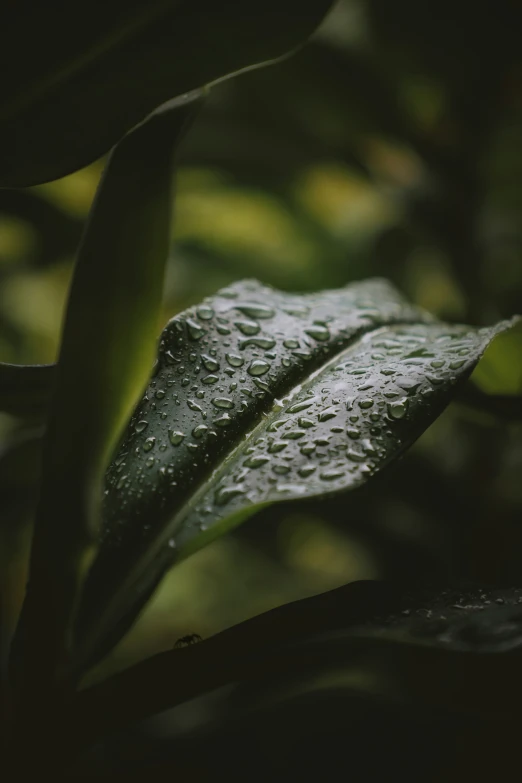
[0,0,335,186]
[69,582,522,755]
[74,277,517,666]
[10,93,203,694]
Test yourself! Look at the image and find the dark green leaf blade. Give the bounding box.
[0,363,55,420]
[0,0,335,186]
[10,92,203,695]
[69,582,522,750]
[74,277,518,666]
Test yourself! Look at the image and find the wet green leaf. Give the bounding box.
[0,0,335,186]
[0,362,54,420]
[74,277,517,666]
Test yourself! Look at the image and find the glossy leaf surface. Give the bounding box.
[75,278,516,664]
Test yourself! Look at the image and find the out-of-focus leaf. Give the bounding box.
[74,277,517,668]
[0,189,83,268]
[470,320,522,395]
[0,429,43,533]
[0,362,54,419]
[0,428,43,493]
[10,92,203,695]
[456,386,522,421]
[0,0,335,187]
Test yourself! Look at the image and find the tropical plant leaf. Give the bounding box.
[10,92,203,695]
[0,0,335,187]
[73,277,518,668]
[0,363,55,420]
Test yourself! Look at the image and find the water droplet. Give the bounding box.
[235,319,260,336]
[240,337,276,350]
[135,420,148,433]
[235,302,275,319]
[155,389,165,399]
[305,324,330,342]
[220,288,238,299]
[347,428,360,439]
[167,537,177,549]
[192,424,209,439]
[215,414,232,427]
[202,354,219,372]
[188,400,204,415]
[269,441,288,454]
[202,374,219,384]
[197,304,214,321]
[143,437,156,452]
[298,465,317,477]
[320,469,344,481]
[430,360,445,368]
[248,359,270,376]
[387,399,409,420]
[449,359,466,370]
[186,318,206,340]
[298,417,314,428]
[283,338,299,349]
[318,407,337,422]
[169,430,185,446]
[300,444,316,455]
[212,397,234,409]
[226,352,244,367]
[215,486,246,505]
[244,455,270,469]
[347,449,366,463]
[361,438,377,455]
[286,430,305,439]
[253,378,269,393]
[284,305,309,317]
[273,464,291,475]
[146,456,155,468]
[345,396,356,411]
[359,399,374,409]
[287,399,316,413]
[268,418,289,431]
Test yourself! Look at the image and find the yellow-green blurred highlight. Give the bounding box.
[84,518,377,685]
[0,145,467,367]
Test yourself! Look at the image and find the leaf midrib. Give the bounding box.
[74,314,431,666]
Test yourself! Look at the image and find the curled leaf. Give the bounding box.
[74,278,518,667]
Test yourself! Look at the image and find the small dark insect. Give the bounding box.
[174,633,202,648]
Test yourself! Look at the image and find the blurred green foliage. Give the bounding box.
[1,0,521,704]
